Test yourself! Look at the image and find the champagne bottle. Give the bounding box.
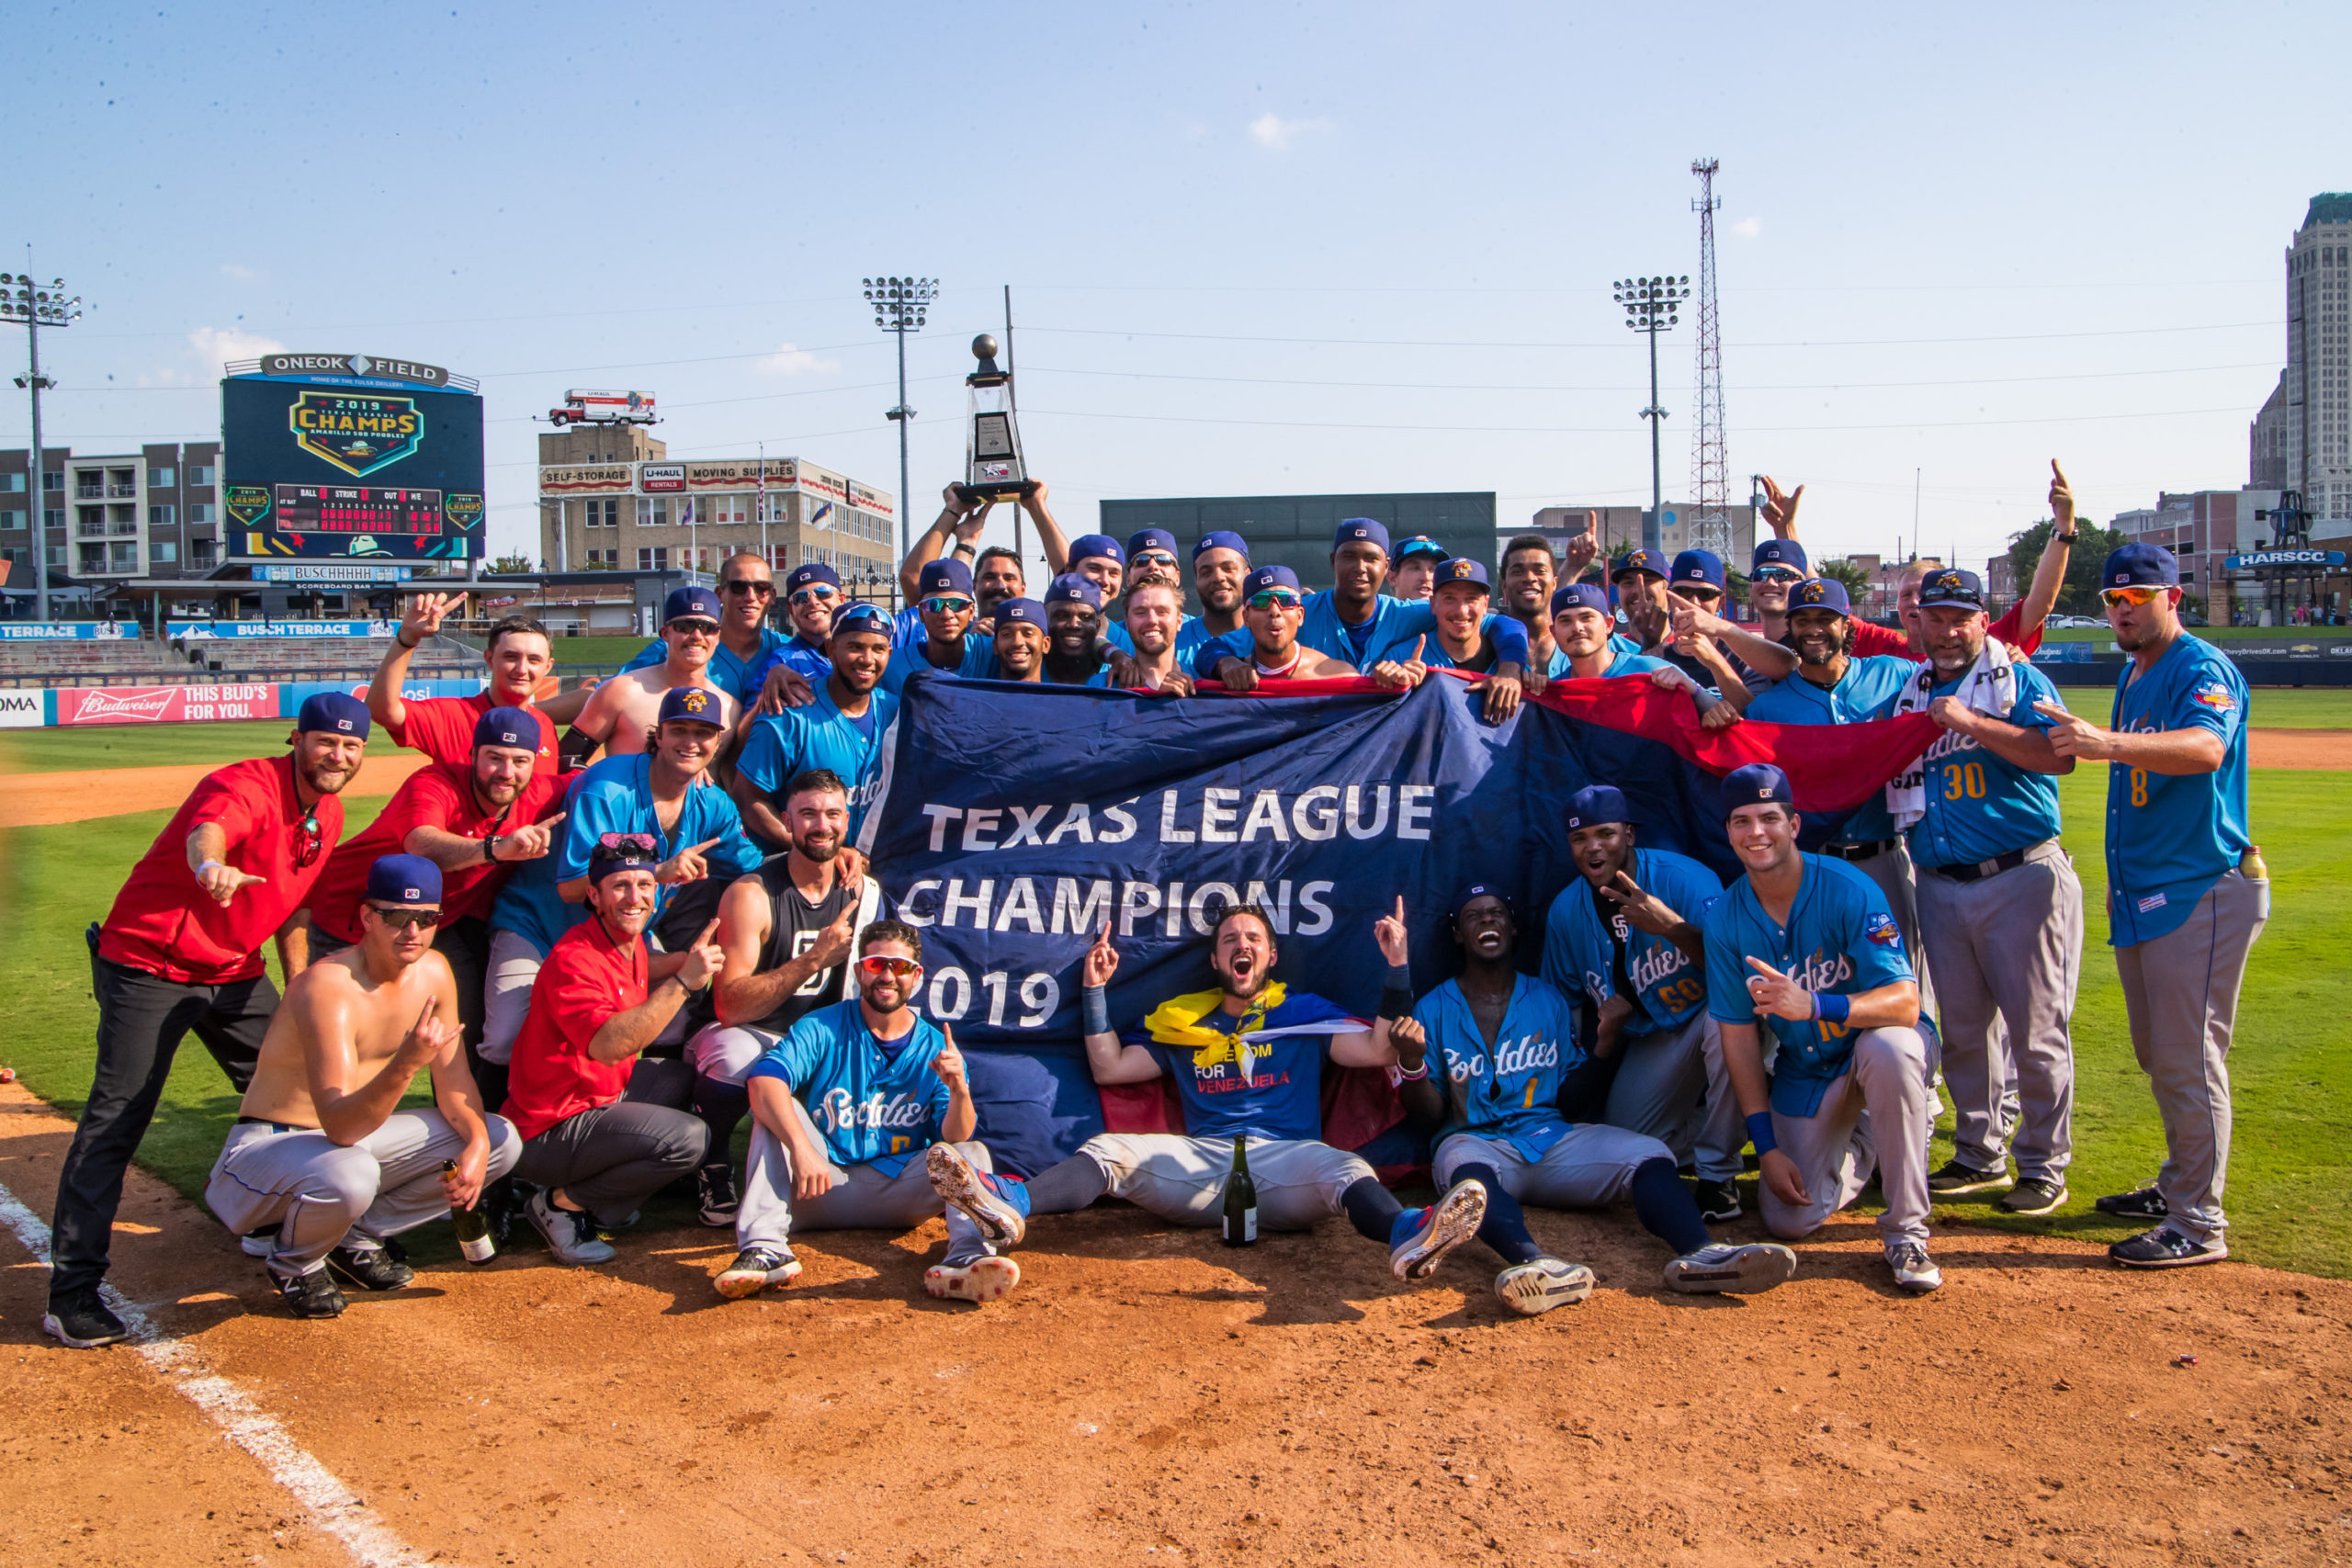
[443,1158,495,1265]
[1222,1134,1258,1247]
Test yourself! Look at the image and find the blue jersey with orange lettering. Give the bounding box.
[2105,633,2252,946]
[1747,655,1917,841]
[744,998,951,1176]
[1905,660,2067,869]
[1541,847,1724,1033]
[1414,976,1581,1160]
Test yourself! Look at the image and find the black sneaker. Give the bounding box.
[1690,1178,1741,1223]
[270,1265,349,1319]
[695,1164,740,1228]
[1997,1178,2067,1216]
[326,1241,416,1292]
[41,1289,130,1349]
[2095,1183,2168,1220]
[1927,1159,2010,1197]
[2110,1227,2227,1269]
[483,1177,519,1250]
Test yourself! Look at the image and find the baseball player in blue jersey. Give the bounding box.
[732,604,900,851]
[2036,543,2265,1269]
[1393,886,1795,1314]
[922,902,1490,1303]
[1541,784,1747,1219]
[615,551,797,706]
[1546,584,1736,729]
[741,562,849,693]
[1364,558,1526,721]
[882,558,999,695]
[1390,534,1452,601]
[1702,762,1941,1293]
[1887,568,2083,1216]
[1099,528,1185,656]
[1041,573,1111,686]
[714,918,1031,1301]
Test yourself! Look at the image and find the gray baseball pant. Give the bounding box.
[2113,869,2267,1246]
[481,927,544,1067]
[207,1111,523,1279]
[1080,1134,1373,1231]
[1916,841,2082,1184]
[1433,1124,1673,1206]
[1693,1013,1750,1183]
[1850,844,1939,1057]
[734,1101,994,1257]
[1759,1026,1933,1248]
[1605,1012,1736,1178]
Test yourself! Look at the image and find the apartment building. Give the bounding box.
[0,441,220,589]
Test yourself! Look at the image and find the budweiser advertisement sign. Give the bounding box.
[57,683,281,727]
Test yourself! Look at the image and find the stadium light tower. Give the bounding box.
[865,276,937,561]
[1614,273,1688,553]
[3,269,81,622]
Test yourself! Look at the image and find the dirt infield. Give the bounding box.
[2251,729,2352,771]
[0,752,431,829]
[5,1089,2348,1567]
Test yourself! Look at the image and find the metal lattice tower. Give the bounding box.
[1688,158,1730,558]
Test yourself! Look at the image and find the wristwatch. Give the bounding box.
[481,833,501,863]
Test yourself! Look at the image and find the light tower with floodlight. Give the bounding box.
[864,276,937,561]
[2,270,81,621]
[1614,274,1688,553]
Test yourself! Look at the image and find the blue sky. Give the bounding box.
[20,1,2347,573]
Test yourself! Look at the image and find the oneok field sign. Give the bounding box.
[288,391,425,479]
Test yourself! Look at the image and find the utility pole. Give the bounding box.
[3,269,81,622]
[865,276,937,562]
[1614,274,1689,552]
[1004,284,1023,580]
[1689,159,1729,558]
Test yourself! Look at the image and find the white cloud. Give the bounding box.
[1248,111,1329,151]
[187,325,286,370]
[755,341,841,378]
[219,263,262,281]
[1731,216,1763,240]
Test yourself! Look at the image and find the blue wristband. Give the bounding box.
[1814,991,1850,1025]
[1080,985,1111,1037]
[1745,1111,1778,1156]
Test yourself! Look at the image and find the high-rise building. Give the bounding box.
[2249,372,2290,490]
[2285,193,2352,522]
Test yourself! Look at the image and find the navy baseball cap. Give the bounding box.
[1720,762,1796,820]
[663,584,724,624]
[916,558,975,600]
[1917,567,1985,611]
[1043,572,1103,609]
[1125,528,1179,560]
[1551,581,1612,617]
[1752,537,1809,574]
[1452,883,1512,920]
[1396,535,1448,563]
[831,603,892,639]
[1431,558,1490,592]
[1611,547,1669,581]
[1566,784,1630,830]
[295,691,370,739]
[1243,564,1304,599]
[471,705,537,751]
[2103,543,2179,588]
[1193,530,1251,562]
[1332,518,1391,554]
[1788,578,1852,616]
[993,597,1046,630]
[785,562,842,596]
[364,852,441,908]
[1670,549,1726,592]
[1067,534,1125,568]
[657,686,726,727]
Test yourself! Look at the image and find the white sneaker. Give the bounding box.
[1663,1241,1799,1295]
[715,1247,800,1300]
[925,1144,1027,1247]
[526,1189,616,1266]
[1389,1179,1487,1282]
[1886,1239,1942,1293]
[924,1257,1021,1303]
[1495,1257,1594,1315]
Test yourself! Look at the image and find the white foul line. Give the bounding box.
[0,1179,446,1568]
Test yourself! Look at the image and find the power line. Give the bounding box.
[1019,403,2255,435]
[1020,320,2279,351]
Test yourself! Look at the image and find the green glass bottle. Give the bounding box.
[1222,1135,1258,1247]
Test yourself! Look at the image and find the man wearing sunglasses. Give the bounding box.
[607,551,797,711]
[1218,565,1365,682]
[44,693,370,1349]
[735,604,901,852]
[2032,544,2262,1270]
[881,558,1000,697]
[506,841,729,1267]
[372,599,562,773]
[566,585,739,763]
[200,855,519,1321]
[1645,549,1787,711]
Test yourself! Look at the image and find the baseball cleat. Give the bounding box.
[1494,1257,1594,1315]
[526,1189,616,1266]
[1690,1178,1742,1223]
[1927,1159,2010,1197]
[695,1164,741,1228]
[2094,1183,2168,1221]
[270,1264,349,1320]
[1390,1179,1487,1282]
[926,1144,1026,1248]
[1885,1240,1942,1294]
[2109,1227,2227,1269]
[715,1247,801,1299]
[40,1290,130,1349]
[1997,1178,2067,1216]
[924,1257,1022,1303]
[1663,1241,1799,1295]
[325,1242,415,1292]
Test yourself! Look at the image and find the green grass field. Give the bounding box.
[0,718,298,774]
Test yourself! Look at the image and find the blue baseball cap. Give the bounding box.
[471,705,537,751]
[1670,549,1726,592]
[1243,564,1304,599]
[1431,558,1490,592]
[663,584,724,624]
[1332,518,1391,554]
[993,597,1046,630]
[916,558,975,600]
[1193,530,1251,562]
[1788,578,1852,616]
[295,690,370,739]
[1752,537,1809,574]
[1067,534,1125,568]
[1566,784,1630,830]
[784,562,842,596]
[1917,567,1985,611]
[364,853,441,908]
[1720,762,1796,820]
[1611,548,1669,581]
[1043,573,1103,609]
[1125,528,1179,560]
[2103,543,2178,589]
[657,686,726,727]
[1452,883,1513,920]
[831,603,892,639]
[1396,535,1448,563]
[1551,581,1612,617]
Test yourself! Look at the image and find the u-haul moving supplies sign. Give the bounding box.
[56,684,280,727]
[0,689,44,728]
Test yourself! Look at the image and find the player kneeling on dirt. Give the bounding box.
[923,903,1489,1304]
[714,919,1028,1301]
[203,855,520,1322]
[1394,886,1794,1315]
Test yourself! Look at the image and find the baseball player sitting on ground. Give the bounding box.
[923,903,1490,1303]
[1392,886,1795,1315]
[1702,763,1943,1294]
[203,855,519,1322]
[713,919,1028,1301]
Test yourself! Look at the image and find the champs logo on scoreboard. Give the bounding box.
[288,391,425,479]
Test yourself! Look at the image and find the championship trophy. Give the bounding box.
[963,333,1030,500]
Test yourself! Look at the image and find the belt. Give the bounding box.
[1824,838,1897,863]
[1924,840,2052,884]
[233,1116,306,1133]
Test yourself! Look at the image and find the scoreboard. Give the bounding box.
[272,484,446,534]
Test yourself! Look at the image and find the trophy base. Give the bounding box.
[963,477,1035,501]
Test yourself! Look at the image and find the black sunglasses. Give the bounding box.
[723,579,775,597]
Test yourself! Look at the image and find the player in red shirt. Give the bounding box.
[43,692,370,1349]
[368,599,562,773]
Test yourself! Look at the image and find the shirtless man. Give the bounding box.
[564,585,738,762]
[202,854,519,1321]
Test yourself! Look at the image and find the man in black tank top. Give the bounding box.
[683,769,883,1226]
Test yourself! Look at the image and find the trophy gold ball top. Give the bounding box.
[971,333,999,361]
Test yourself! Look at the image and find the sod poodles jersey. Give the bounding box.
[1746,655,1918,841]
[1130,983,1365,1143]
[1541,847,1723,1034]
[2105,633,2253,946]
[738,686,901,840]
[1412,975,1580,1161]
[1905,660,2067,870]
[744,998,952,1177]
